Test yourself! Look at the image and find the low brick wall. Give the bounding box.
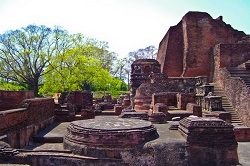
[234,126,250,142]
[0,108,27,135]
[0,98,55,148]
[0,90,34,111]
[177,93,195,110]
[21,98,55,126]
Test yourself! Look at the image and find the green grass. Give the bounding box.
[92,91,130,99]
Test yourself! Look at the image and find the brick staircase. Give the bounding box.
[227,67,250,88]
[210,83,243,125]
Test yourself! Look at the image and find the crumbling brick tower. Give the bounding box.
[157,11,246,80]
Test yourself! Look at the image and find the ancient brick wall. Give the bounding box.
[214,43,250,69]
[157,11,245,78]
[134,77,196,111]
[0,90,34,111]
[152,92,178,106]
[0,108,27,135]
[21,98,55,126]
[158,21,184,76]
[213,43,250,127]
[214,67,250,127]
[0,98,55,148]
[136,77,196,98]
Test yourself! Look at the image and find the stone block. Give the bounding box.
[204,111,231,123]
[122,98,131,107]
[179,117,236,145]
[234,125,250,142]
[153,103,167,114]
[81,109,95,119]
[152,92,178,106]
[54,109,75,122]
[114,104,123,115]
[186,103,202,117]
[178,117,238,166]
[177,93,195,110]
[148,112,167,124]
[119,112,148,120]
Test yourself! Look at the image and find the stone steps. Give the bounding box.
[228,68,250,89]
[33,122,69,143]
[211,83,243,125]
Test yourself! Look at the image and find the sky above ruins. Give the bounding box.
[0,0,249,57]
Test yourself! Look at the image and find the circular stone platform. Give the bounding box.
[63,117,158,158]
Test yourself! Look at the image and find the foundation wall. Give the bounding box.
[0,98,55,148]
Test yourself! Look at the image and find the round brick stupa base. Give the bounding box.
[63,117,158,159]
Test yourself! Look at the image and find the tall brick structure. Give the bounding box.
[157,11,246,78]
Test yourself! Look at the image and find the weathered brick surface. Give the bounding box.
[0,108,27,134]
[0,90,34,111]
[157,11,245,78]
[179,117,238,166]
[60,91,93,112]
[234,126,250,142]
[176,93,195,110]
[130,59,161,98]
[20,98,55,126]
[157,22,184,76]
[214,67,250,127]
[214,44,250,69]
[0,98,55,148]
[186,103,202,117]
[134,77,196,112]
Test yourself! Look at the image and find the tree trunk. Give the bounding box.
[29,76,39,97]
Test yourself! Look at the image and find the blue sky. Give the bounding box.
[0,0,249,57]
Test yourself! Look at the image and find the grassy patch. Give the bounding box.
[93,91,130,99]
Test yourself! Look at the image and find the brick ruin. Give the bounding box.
[157,11,246,78]
[0,90,34,111]
[157,11,250,128]
[1,11,250,165]
[0,95,54,148]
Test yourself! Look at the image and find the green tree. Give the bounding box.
[0,25,118,96]
[0,25,69,96]
[39,47,117,94]
[72,39,117,72]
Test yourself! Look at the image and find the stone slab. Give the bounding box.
[71,117,152,130]
[33,122,70,143]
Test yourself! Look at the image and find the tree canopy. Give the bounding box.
[0,25,119,96]
[0,25,58,95]
[0,24,157,96]
[39,47,118,94]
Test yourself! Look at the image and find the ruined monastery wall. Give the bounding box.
[0,90,34,111]
[157,11,245,78]
[213,44,250,127]
[0,98,54,148]
[158,21,184,76]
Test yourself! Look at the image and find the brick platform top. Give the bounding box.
[64,117,158,158]
[72,117,153,130]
